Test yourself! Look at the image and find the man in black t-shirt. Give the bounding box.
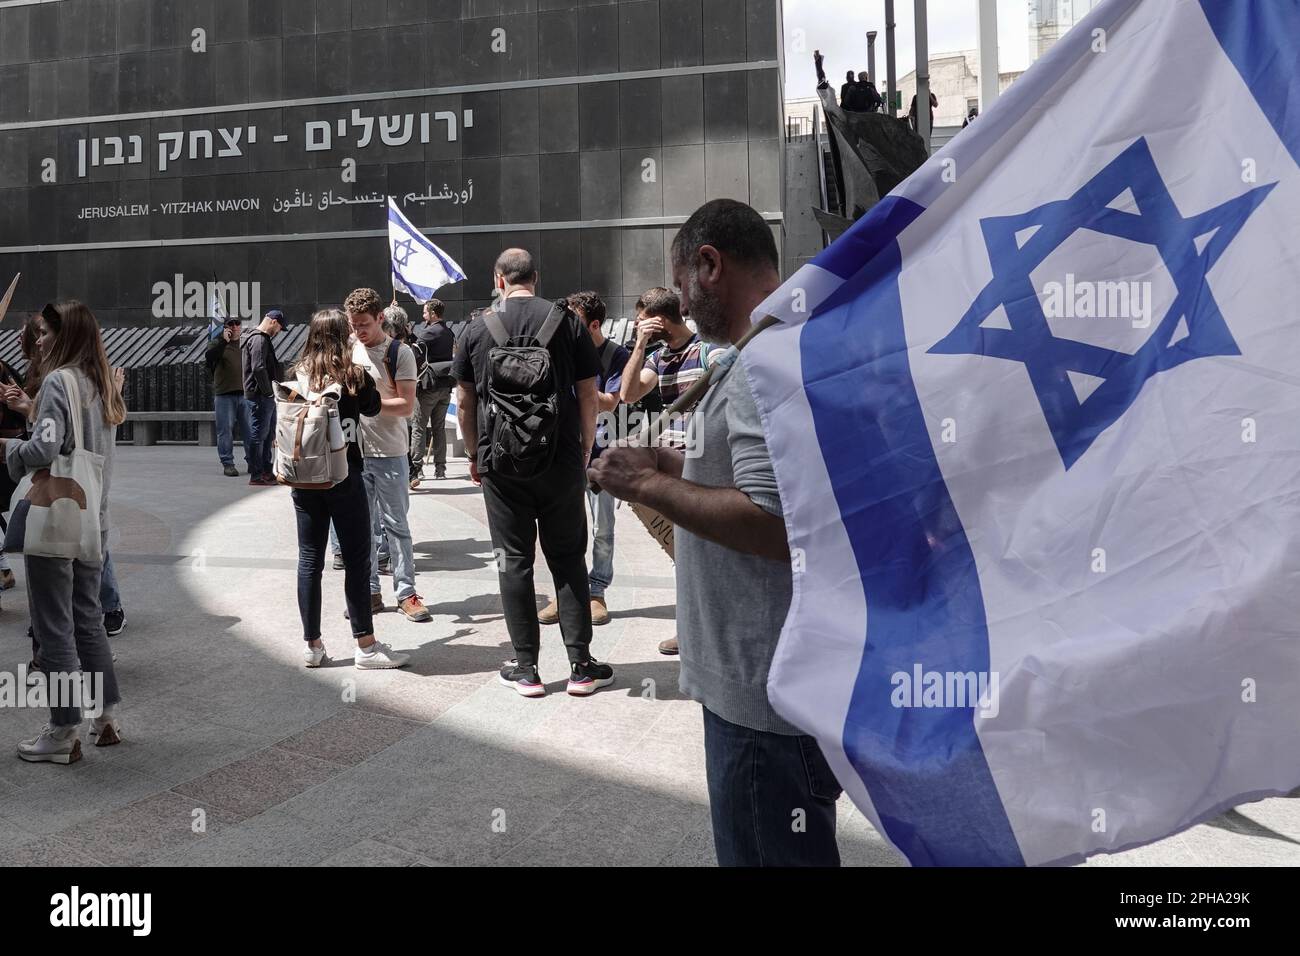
[453,248,614,698]
[410,298,457,482]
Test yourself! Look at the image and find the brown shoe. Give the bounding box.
[590,596,610,626]
[537,598,559,625]
[343,593,385,621]
[399,594,431,622]
[0,568,15,590]
[658,636,679,656]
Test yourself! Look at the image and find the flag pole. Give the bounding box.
[0,272,20,326]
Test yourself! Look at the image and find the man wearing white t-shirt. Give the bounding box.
[344,288,431,623]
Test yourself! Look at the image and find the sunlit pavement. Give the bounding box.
[0,446,1295,866]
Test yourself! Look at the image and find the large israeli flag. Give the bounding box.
[752,0,1300,866]
[387,198,466,302]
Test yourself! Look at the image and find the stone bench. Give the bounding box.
[126,411,217,447]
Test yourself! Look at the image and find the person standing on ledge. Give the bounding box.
[206,315,251,478]
[241,308,285,487]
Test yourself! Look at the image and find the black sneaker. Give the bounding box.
[498,660,546,698]
[378,557,391,575]
[222,464,239,477]
[104,609,126,637]
[332,552,344,570]
[567,658,615,697]
[434,468,446,480]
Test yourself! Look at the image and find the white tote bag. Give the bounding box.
[5,369,105,562]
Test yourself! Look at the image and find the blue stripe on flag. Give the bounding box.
[801,195,1024,866]
[1199,0,1300,168]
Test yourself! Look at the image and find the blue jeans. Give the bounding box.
[702,706,842,867]
[214,392,252,469]
[99,548,121,614]
[244,395,276,479]
[586,487,616,597]
[363,456,416,602]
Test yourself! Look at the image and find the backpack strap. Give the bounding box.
[482,310,510,347]
[383,337,401,388]
[597,339,618,379]
[535,302,566,349]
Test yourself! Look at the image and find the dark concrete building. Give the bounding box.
[0,0,786,328]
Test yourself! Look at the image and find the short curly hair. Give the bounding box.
[566,290,606,326]
[344,288,384,316]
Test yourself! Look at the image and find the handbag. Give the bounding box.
[2,369,105,562]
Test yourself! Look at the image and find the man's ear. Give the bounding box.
[697,244,724,288]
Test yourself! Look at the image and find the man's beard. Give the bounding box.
[687,269,729,344]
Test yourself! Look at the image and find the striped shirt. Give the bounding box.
[644,334,716,448]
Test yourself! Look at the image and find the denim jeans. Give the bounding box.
[214,392,252,469]
[244,395,276,479]
[702,706,842,867]
[99,548,121,614]
[586,487,616,597]
[292,471,374,641]
[26,553,121,727]
[362,456,416,602]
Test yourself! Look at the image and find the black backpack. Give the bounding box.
[481,302,568,478]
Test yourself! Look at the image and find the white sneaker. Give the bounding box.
[17,724,82,764]
[304,641,328,668]
[354,641,410,670]
[88,712,122,747]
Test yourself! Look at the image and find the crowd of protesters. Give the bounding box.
[0,198,843,867]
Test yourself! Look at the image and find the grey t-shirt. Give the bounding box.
[675,357,799,735]
[352,337,417,458]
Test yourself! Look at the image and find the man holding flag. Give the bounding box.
[590,200,842,866]
[596,0,1300,867]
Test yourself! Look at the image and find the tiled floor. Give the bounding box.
[0,446,1296,867]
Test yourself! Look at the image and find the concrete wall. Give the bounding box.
[781,137,823,274]
[0,0,786,327]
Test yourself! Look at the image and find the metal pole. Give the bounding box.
[867,31,878,88]
[914,0,930,151]
[977,0,1000,113]
[885,0,897,116]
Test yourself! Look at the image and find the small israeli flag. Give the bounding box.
[207,285,227,342]
[388,198,467,302]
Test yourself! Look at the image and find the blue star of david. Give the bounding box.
[392,237,417,269]
[929,137,1275,469]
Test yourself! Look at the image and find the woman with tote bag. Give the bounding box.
[289,309,409,671]
[0,301,124,764]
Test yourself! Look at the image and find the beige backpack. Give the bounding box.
[272,373,348,489]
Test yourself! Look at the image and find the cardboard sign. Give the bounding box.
[630,501,675,561]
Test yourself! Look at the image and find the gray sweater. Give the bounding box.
[6,368,116,530]
[676,358,799,735]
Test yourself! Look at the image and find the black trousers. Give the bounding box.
[481,464,592,667]
[291,469,374,642]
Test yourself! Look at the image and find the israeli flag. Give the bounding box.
[388,198,466,302]
[750,0,1300,866]
[207,285,226,342]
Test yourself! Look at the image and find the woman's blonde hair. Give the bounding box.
[40,301,126,427]
[295,308,367,395]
